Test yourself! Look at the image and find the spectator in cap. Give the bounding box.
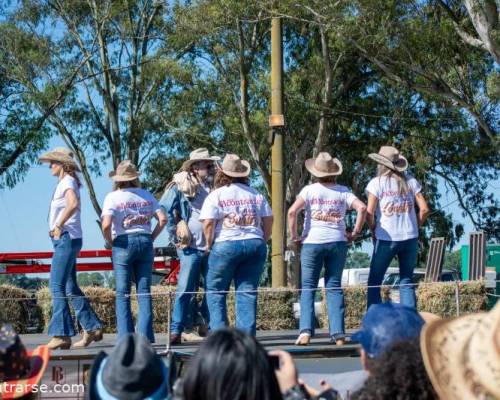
[288,152,366,346]
[365,146,430,309]
[348,303,436,399]
[159,148,220,344]
[39,147,103,349]
[352,302,425,365]
[0,324,50,400]
[200,154,273,336]
[86,333,171,400]
[101,160,167,343]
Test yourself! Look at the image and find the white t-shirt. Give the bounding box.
[365,176,422,241]
[101,188,160,237]
[199,183,273,242]
[298,183,358,244]
[48,175,82,239]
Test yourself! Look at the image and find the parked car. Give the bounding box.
[383,268,459,302]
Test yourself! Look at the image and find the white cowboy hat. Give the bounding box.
[304,152,343,177]
[368,146,408,172]
[108,160,141,182]
[420,301,500,400]
[39,147,81,172]
[220,154,251,178]
[181,148,221,171]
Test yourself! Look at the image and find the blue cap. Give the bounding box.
[352,302,425,358]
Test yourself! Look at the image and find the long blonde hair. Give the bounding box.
[377,165,409,196]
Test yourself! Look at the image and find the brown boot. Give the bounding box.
[47,336,72,350]
[73,328,103,348]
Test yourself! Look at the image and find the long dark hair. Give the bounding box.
[179,328,283,400]
[351,338,437,400]
[214,169,249,188]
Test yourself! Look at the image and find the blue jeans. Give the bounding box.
[48,233,102,337]
[112,233,155,342]
[299,242,348,337]
[367,238,418,308]
[206,239,267,336]
[171,247,209,334]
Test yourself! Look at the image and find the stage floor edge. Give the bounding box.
[21,330,360,361]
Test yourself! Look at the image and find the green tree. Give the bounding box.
[77,272,104,287]
[345,251,371,269]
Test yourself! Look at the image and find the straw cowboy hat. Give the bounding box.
[181,148,220,171]
[305,152,343,177]
[108,160,141,182]
[420,301,500,400]
[39,147,81,172]
[220,154,251,178]
[368,146,408,172]
[0,324,50,400]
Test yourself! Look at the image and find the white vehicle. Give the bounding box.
[293,268,399,320]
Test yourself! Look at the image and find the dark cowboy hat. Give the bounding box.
[86,334,170,400]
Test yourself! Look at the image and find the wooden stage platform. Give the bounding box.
[21,329,360,361]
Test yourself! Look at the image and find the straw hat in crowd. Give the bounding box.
[181,148,220,171]
[109,160,141,182]
[368,146,408,172]
[0,324,50,400]
[420,301,500,400]
[220,154,251,178]
[305,152,343,177]
[39,147,81,172]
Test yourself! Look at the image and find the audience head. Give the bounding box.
[178,328,282,400]
[421,301,500,400]
[87,333,170,400]
[351,337,437,400]
[0,324,50,400]
[352,302,425,371]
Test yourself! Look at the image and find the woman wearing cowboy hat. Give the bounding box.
[365,146,429,309]
[101,160,167,343]
[199,154,273,336]
[288,152,367,346]
[39,147,103,350]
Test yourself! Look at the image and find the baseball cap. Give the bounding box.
[352,302,425,358]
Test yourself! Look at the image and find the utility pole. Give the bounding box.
[270,15,286,287]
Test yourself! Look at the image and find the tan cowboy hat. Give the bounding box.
[108,160,141,182]
[420,301,500,400]
[368,146,408,172]
[305,152,343,177]
[220,154,251,177]
[39,147,81,172]
[181,148,221,171]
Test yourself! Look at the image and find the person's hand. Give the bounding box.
[298,379,334,398]
[269,350,298,393]
[53,225,62,240]
[204,244,212,256]
[104,240,112,250]
[346,230,360,243]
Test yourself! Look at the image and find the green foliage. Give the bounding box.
[0,0,498,248]
[345,251,371,269]
[76,272,105,287]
